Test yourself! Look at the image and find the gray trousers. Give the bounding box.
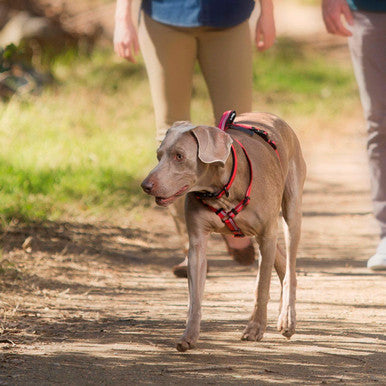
[348,11,386,238]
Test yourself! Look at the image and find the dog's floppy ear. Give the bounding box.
[191,126,233,166]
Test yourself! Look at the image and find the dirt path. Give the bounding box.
[0,129,385,385]
[1,2,385,384]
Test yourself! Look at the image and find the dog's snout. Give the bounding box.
[141,179,154,195]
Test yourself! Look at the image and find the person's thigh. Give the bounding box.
[138,13,197,142]
[197,20,253,124]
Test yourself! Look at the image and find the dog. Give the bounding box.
[141,111,306,352]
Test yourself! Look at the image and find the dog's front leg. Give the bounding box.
[242,229,278,341]
[176,230,209,352]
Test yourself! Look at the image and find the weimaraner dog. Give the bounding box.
[141,111,306,352]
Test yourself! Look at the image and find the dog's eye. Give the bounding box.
[175,153,184,161]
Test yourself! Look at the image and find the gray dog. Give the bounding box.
[141,111,306,352]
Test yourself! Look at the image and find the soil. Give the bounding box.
[1,2,385,385]
[0,123,385,386]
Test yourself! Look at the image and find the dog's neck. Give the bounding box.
[193,144,251,204]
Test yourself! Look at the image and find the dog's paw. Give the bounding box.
[176,339,196,352]
[241,321,265,341]
[277,306,296,339]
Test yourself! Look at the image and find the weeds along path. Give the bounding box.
[0,3,385,384]
[0,124,385,384]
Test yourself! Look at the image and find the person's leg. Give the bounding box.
[197,20,253,124]
[197,21,255,261]
[138,13,196,275]
[138,13,197,141]
[348,11,386,270]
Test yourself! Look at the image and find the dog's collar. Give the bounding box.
[195,145,237,199]
[195,110,280,238]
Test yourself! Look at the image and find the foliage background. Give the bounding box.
[0,1,359,224]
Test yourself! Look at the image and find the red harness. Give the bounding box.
[195,110,280,238]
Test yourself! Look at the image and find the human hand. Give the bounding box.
[255,3,276,51]
[114,18,140,62]
[322,0,354,37]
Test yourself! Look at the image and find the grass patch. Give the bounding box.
[252,39,357,115]
[0,39,359,223]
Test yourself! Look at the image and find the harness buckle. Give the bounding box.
[225,110,236,128]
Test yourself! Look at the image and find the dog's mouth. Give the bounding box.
[155,185,190,207]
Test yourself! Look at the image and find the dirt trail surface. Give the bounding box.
[0,131,385,385]
[1,2,386,385]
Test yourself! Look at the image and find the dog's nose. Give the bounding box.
[141,179,154,194]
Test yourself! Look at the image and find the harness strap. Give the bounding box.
[217,145,237,199]
[218,110,280,160]
[218,110,236,131]
[195,110,279,238]
[229,124,281,161]
[195,138,252,238]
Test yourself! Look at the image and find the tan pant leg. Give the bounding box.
[138,14,197,252]
[138,13,197,142]
[197,21,253,250]
[197,20,253,124]
[348,11,386,238]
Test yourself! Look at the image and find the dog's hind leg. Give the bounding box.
[274,243,286,313]
[277,156,306,339]
[274,243,286,284]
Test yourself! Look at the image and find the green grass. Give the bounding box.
[0,50,156,222]
[0,39,359,223]
[251,39,358,117]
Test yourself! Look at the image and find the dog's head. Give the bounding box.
[141,121,233,206]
